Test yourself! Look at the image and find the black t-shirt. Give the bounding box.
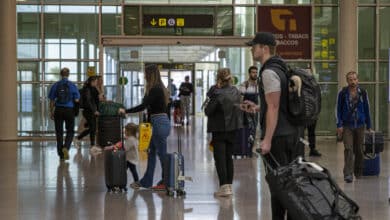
[179,82,193,96]
[125,85,167,115]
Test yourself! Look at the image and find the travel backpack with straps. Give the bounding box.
[282,67,322,127]
[56,81,71,105]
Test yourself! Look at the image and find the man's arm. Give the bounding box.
[49,100,55,120]
[260,91,280,154]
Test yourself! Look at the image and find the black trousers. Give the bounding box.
[212,130,237,186]
[267,133,304,220]
[78,110,97,146]
[127,161,139,182]
[307,121,317,150]
[54,107,75,158]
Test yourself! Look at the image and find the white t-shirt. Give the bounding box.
[124,136,139,164]
[239,80,258,94]
[262,69,281,94]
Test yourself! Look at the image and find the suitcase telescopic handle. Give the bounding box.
[259,152,280,172]
[178,127,182,154]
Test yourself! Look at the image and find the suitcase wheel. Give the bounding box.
[167,190,174,197]
[177,190,186,196]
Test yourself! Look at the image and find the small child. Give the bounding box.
[123,123,139,183]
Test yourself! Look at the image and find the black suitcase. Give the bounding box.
[104,149,127,192]
[98,116,121,146]
[364,131,384,154]
[104,116,127,192]
[233,127,251,158]
[260,153,361,220]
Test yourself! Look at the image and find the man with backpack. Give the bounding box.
[49,67,80,160]
[242,32,305,220]
[336,71,372,183]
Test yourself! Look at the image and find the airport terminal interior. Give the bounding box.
[0,0,390,219]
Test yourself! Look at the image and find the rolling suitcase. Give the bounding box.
[104,116,127,192]
[163,128,191,197]
[260,153,362,220]
[233,127,251,158]
[363,131,381,176]
[363,153,380,176]
[98,116,121,146]
[104,149,127,192]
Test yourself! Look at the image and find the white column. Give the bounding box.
[339,0,358,89]
[0,0,17,140]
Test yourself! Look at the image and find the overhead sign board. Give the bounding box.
[143,14,214,28]
[257,6,312,59]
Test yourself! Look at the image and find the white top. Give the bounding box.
[124,136,139,164]
[262,69,281,94]
[239,80,258,94]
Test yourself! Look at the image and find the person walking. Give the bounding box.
[242,32,304,220]
[48,67,80,160]
[178,76,194,125]
[74,76,101,154]
[239,66,259,156]
[120,64,171,191]
[306,120,322,157]
[336,71,372,183]
[205,68,243,197]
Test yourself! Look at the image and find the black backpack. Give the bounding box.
[56,81,71,105]
[284,67,322,126]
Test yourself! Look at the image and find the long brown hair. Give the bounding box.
[144,64,169,105]
[217,68,233,88]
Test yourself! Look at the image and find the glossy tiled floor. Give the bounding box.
[1,118,390,220]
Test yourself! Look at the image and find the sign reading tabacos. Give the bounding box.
[257,6,311,59]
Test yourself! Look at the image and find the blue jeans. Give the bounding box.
[139,114,170,187]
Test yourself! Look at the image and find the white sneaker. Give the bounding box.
[73,138,81,149]
[214,184,232,197]
[89,146,102,154]
[228,184,233,192]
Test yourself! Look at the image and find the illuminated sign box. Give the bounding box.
[258,6,312,59]
[143,14,214,28]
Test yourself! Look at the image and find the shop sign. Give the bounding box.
[257,6,312,59]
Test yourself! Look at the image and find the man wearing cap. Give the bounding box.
[241,32,304,220]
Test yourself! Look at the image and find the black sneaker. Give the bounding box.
[309,149,322,157]
[344,175,353,183]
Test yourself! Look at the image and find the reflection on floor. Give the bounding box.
[1,118,390,220]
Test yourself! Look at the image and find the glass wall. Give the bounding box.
[17,4,99,136]
[358,2,390,133]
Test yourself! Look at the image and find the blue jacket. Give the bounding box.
[336,86,371,129]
